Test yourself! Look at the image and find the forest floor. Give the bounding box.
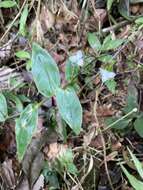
[0,0,143,190]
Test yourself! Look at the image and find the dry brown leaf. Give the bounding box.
[16,175,29,190]
[112,142,122,151]
[118,25,131,39]
[90,134,103,149]
[52,52,65,64]
[32,174,44,190]
[139,5,143,13]
[47,143,68,160]
[83,126,96,147]
[36,19,44,44]
[106,151,118,162]
[37,116,44,131]
[60,1,78,21]
[40,6,55,32]
[0,123,16,159]
[130,4,140,14]
[22,129,57,188]
[0,40,12,63]
[97,104,115,117]
[93,9,107,29]
[134,40,143,49]
[1,159,15,189]
[83,110,92,125]
[47,142,59,160]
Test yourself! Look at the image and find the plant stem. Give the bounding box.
[103,108,138,132]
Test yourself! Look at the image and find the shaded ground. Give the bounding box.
[0,0,143,189]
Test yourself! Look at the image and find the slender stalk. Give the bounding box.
[103,108,138,132]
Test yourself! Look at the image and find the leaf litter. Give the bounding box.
[0,0,143,189]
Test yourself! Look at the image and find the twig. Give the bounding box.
[0,0,28,42]
[103,108,138,132]
[101,20,130,34]
[93,90,115,190]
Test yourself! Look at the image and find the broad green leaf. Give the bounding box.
[134,116,143,138]
[19,4,28,36]
[58,149,78,175]
[128,147,143,179]
[43,164,60,189]
[87,33,101,51]
[56,88,82,135]
[105,79,116,94]
[123,83,138,114]
[0,93,8,122]
[26,60,32,71]
[118,0,131,20]
[105,117,131,129]
[15,104,38,161]
[107,0,114,11]
[32,43,60,97]
[15,50,30,59]
[121,165,143,190]
[0,0,16,8]
[101,35,125,51]
[135,17,143,24]
[18,94,31,103]
[65,51,83,81]
[98,54,115,64]
[4,92,23,112]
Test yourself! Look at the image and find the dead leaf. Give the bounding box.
[83,110,92,125]
[118,25,131,39]
[40,6,55,33]
[90,134,103,149]
[30,152,44,188]
[97,104,115,117]
[0,39,12,64]
[93,9,107,29]
[1,159,15,189]
[130,4,140,14]
[60,1,78,21]
[36,19,44,44]
[134,40,143,49]
[37,116,44,131]
[112,142,122,151]
[83,126,96,147]
[106,151,118,162]
[52,52,65,64]
[0,124,16,160]
[32,174,44,190]
[21,129,57,188]
[30,18,44,44]
[46,142,68,160]
[15,175,29,190]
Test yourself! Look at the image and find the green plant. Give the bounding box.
[14,43,82,161]
[121,147,143,190]
[87,32,125,93]
[0,0,17,8]
[55,148,78,175]
[105,83,143,137]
